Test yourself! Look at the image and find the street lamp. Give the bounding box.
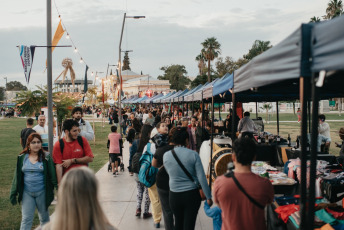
[3,77,7,106]
[118,13,145,133]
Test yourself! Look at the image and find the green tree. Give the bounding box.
[215,56,237,76]
[6,81,28,91]
[122,51,131,71]
[195,53,206,76]
[53,92,78,135]
[0,86,4,101]
[16,89,46,116]
[324,0,343,19]
[201,37,221,82]
[158,65,191,91]
[310,16,321,22]
[244,40,272,61]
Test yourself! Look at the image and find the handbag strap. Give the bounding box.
[171,149,197,186]
[225,171,264,210]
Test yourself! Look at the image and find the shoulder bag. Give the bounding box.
[171,149,206,200]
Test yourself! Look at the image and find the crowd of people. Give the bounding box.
[9,104,344,230]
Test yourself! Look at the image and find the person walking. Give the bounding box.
[213,137,274,230]
[142,123,169,228]
[42,167,116,230]
[20,118,36,149]
[10,133,57,230]
[164,127,212,230]
[152,127,176,230]
[53,119,94,184]
[107,125,123,176]
[133,125,153,219]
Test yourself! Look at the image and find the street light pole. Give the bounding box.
[117,13,145,134]
[3,77,7,106]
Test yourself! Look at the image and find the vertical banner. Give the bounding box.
[18,45,36,84]
[102,79,105,104]
[84,65,89,93]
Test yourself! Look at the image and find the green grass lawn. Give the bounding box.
[0,117,110,230]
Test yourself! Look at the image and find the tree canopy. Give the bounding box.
[325,0,343,19]
[243,40,272,61]
[158,64,191,91]
[0,87,4,101]
[6,81,27,91]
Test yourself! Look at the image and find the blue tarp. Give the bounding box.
[203,73,233,98]
[152,92,174,103]
[172,89,189,103]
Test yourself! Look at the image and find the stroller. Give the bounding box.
[107,156,125,172]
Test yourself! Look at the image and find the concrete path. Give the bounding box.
[96,140,213,230]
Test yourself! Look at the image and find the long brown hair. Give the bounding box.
[20,133,44,162]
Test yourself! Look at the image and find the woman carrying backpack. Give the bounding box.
[141,122,169,228]
[164,127,213,230]
[131,125,152,219]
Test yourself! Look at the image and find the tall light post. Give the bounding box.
[93,71,104,86]
[3,77,7,107]
[118,13,145,133]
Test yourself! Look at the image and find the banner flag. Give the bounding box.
[52,20,64,53]
[18,45,36,84]
[84,65,89,93]
[45,20,64,67]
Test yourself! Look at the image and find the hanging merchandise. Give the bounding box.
[55,58,76,86]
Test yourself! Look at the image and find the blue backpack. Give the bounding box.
[138,142,158,188]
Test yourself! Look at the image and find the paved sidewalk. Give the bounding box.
[96,140,213,230]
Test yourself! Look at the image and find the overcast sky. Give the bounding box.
[0,0,327,89]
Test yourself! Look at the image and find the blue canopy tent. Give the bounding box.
[184,82,210,102]
[161,90,182,103]
[172,89,189,103]
[152,92,174,104]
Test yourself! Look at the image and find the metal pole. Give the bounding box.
[299,76,309,230]
[46,0,54,153]
[3,77,7,107]
[307,73,319,229]
[201,93,204,138]
[256,102,258,119]
[276,101,279,135]
[209,93,215,189]
[231,91,236,141]
[118,13,126,135]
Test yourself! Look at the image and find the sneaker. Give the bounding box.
[154,222,160,228]
[143,212,152,219]
[129,172,133,176]
[135,208,141,217]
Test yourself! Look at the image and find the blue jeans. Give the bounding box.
[20,190,50,230]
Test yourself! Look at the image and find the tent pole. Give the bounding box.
[192,100,194,117]
[209,94,215,189]
[276,101,280,135]
[308,100,311,133]
[201,93,204,139]
[307,73,319,229]
[299,76,309,230]
[256,102,258,119]
[218,102,221,121]
[231,91,236,141]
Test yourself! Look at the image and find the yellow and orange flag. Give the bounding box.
[46,20,64,67]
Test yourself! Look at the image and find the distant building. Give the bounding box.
[122,75,171,97]
[54,79,93,93]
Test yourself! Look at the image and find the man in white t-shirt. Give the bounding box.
[33,115,49,150]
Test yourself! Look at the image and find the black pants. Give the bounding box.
[157,187,174,230]
[169,189,201,230]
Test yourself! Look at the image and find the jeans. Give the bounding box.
[20,190,50,230]
[169,189,201,230]
[157,187,175,230]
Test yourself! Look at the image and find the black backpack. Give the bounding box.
[132,151,143,174]
[59,136,84,154]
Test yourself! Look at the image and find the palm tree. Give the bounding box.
[195,53,206,76]
[16,89,46,116]
[201,37,221,82]
[260,103,272,124]
[324,0,343,19]
[310,16,321,22]
[244,40,272,61]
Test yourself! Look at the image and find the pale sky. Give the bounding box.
[0,0,327,89]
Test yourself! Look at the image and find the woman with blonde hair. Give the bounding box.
[43,167,116,230]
